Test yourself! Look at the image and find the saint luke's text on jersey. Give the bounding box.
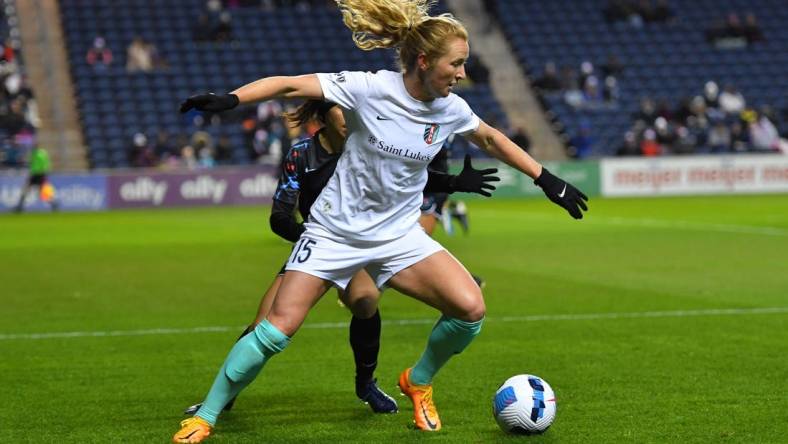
[374,138,433,162]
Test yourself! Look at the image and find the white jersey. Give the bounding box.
[313,70,480,242]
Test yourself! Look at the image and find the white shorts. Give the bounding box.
[284,221,445,290]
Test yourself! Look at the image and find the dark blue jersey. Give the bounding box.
[273,130,339,221]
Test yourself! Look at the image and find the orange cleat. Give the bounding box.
[172,417,212,443]
[398,368,441,431]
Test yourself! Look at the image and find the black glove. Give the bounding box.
[534,167,589,219]
[449,154,500,197]
[179,93,240,113]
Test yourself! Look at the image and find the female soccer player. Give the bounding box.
[174,1,587,441]
[182,99,498,416]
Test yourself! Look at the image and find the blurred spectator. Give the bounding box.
[578,61,595,91]
[190,130,215,164]
[651,0,675,23]
[85,35,113,69]
[654,117,675,148]
[0,38,17,75]
[640,128,661,156]
[0,98,28,135]
[250,121,285,165]
[126,36,154,72]
[603,0,639,25]
[582,76,603,107]
[703,81,722,115]
[672,126,697,154]
[706,13,762,48]
[532,62,561,92]
[1,38,14,64]
[634,0,654,23]
[742,13,765,44]
[198,146,216,168]
[214,135,233,164]
[205,0,223,18]
[603,76,620,103]
[616,130,640,156]
[718,85,745,115]
[128,132,157,167]
[5,75,41,129]
[568,122,595,158]
[153,131,177,160]
[181,145,198,170]
[729,121,749,152]
[746,110,788,153]
[214,11,234,42]
[620,79,786,156]
[707,121,731,152]
[634,98,658,126]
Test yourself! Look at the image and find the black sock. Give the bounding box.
[350,310,381,389]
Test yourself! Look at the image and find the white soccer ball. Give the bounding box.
[493,374,557,434]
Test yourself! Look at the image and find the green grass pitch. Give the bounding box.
[1,195,787,443]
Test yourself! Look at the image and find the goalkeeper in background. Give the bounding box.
[15,145,59,213]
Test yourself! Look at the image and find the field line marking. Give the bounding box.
[506,212,788,237]
[1,307,787,341]
[595,216,788,237]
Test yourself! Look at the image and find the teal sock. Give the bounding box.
[196,320,290,425]
[410,315,483,385]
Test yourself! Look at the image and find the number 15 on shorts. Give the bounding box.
[290,238,316,264]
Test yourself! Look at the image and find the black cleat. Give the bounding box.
[356,379,398,413]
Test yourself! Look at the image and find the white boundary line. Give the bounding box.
[594,216,788,237]
[1,307,786,341]
[503,211,788,237]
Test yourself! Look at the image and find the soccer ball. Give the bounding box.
[493,374,556,434]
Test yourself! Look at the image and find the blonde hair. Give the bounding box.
[335,0,468,73]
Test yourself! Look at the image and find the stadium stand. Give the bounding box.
[60,0,507,169]
[0,1,40,169]
[492,0,787,157]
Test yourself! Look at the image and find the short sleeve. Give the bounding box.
[452,98,481,136]
[273,146,303,205]
[316,71,371,110]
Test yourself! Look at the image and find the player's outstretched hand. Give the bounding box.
[534,167,589,219]
[179,93,240,113]
[451,154,500,197]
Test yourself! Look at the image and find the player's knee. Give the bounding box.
[453,294,485,322]
[462,286,486,322]
[463,304,486,323]
[347,295,379,319]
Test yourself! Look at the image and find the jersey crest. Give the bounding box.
[424,123,440,144]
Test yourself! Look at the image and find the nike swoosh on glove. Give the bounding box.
[534,167,589,219]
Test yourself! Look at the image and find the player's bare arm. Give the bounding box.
[466,120,588,219]
[464,120,542,179]
[179,74,324,113]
